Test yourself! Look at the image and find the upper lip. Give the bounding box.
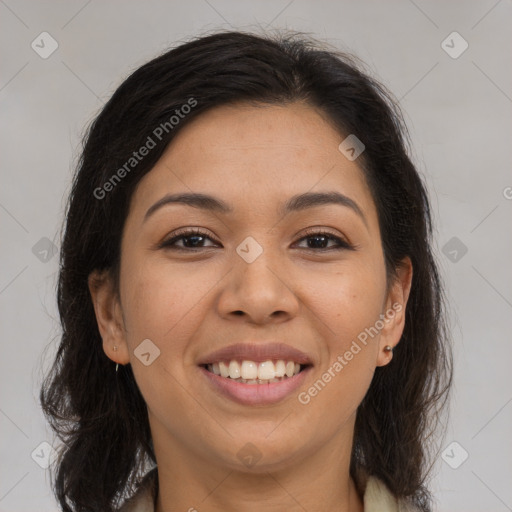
[197,342,313,366]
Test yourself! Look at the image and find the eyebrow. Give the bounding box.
[144,191,367,226]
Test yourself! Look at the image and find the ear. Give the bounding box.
[88,269,130,367]
[376,257,413,367]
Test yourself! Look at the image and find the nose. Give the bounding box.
[216,246,300,325]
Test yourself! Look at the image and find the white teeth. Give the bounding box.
[219,361,229,378]
[258,360,275,380]
[207,359,303,382]
[275,360,286,378]
[241,360,258,380]
[228,360,241,379]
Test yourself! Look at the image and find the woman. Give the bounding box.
[40,30,453,512]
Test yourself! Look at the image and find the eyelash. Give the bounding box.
[158,227,355,252]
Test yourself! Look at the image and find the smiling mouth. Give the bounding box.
[201,359,309,384]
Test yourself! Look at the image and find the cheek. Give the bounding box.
[295,260,386,423]
[120,258,218,346]
[297,267,383,428]
[302,261,386,349]
[304,257,386,412]
[118,260,214,415]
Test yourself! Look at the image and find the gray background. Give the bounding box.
[1,1,511,511]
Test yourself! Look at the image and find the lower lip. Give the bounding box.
[199,366,311,406]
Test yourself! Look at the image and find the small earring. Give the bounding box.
[113,345,118,352]
[384,345,393,352]
[116,363,119,372]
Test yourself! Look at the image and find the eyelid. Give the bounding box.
[158,227,221,248]
[294,227,355,251]
[158,226,356,252]
[298,226,350,243]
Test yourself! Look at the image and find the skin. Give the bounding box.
[89,101,412,512]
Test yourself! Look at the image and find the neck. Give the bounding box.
[152,416,364,512]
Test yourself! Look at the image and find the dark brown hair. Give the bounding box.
[40,29,452,511]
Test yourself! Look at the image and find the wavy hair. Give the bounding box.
[40,29,452,511]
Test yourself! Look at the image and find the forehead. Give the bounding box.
[129,102,378,225]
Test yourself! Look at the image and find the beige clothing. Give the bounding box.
[119,469,420,512]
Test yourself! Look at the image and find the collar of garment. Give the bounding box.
[119,468,420,512]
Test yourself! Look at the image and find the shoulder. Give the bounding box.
[118,469,157,512]
[364,474,424,512]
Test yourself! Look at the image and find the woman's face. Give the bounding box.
[92,101,411,473]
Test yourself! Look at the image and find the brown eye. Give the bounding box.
[159,228,220,250]
[294,229,355,251]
